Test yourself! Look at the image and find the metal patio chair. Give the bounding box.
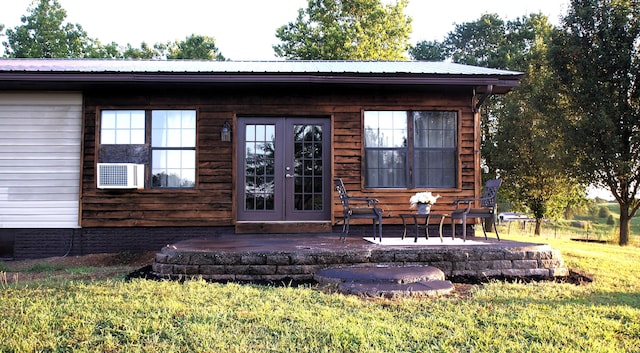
[450,178,502,241]
[334,178,383,241]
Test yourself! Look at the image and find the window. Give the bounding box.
[364,110,457,188]
[100,110,145,144]
[151,110,196,188]
[99,109,196,189]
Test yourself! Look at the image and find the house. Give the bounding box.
[0,59,523,259]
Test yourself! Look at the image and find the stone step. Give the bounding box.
[314,265,454,298]
[315,265,445,284]
[339,280,454,298]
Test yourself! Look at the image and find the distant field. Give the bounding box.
[498,202,640,245]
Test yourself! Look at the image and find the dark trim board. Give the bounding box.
[235,222,332,234]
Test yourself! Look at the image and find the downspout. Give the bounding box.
[474,84,494,112]
[473,84,494,232]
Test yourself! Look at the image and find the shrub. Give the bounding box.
[606,214,615,225]
[571,220,590,229]
[598,206,611,218]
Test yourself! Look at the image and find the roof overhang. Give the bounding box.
[0,59,524,94]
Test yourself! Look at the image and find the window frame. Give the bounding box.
[150,110,197,189]
[362,109,460,190]
[98,108,198,190]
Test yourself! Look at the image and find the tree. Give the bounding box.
[273,0,412,60]
[166,34,225,60]
[408,40,446,61]
[490,14,582,235]
[2,0,96,58]
[417,14,535,181]
[412,14,586,234]
[550,0,640,245]
[88,41,121,59]
[493,74,580,235]
[120,42,164,59]
[412,13,535,68]
[443,14,514,68]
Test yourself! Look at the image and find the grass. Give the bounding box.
[1,232,639,352]
[22,262,67,273]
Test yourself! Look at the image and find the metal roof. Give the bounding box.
[0,59,524,92]
[0,59,522,75]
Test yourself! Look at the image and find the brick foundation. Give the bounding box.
[0,227,233,260]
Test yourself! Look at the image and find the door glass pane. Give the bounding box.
[245,124,275,210]
[293,124,323,211]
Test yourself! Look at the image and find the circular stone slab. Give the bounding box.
[314,265,445,285]
[339,280,455,298]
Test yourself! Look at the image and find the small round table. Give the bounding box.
[399,213,448,242]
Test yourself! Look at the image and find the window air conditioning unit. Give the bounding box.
[97,163,145,189]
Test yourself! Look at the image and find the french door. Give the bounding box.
[237,117,331,221]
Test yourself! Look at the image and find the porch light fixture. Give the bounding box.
[221,120,231,142]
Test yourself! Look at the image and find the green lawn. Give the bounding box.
[1,233,639,352]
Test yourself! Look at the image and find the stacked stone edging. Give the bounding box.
[152,241,569,282]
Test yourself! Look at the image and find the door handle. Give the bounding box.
[285,173,295,178]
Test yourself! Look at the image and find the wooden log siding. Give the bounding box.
[80,87,481,227]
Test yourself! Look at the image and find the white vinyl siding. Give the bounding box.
[0,92,82,228]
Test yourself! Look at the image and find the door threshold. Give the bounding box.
[235,221,332,234]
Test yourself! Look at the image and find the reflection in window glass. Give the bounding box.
[100,110,145,144]
[152,150,196,188]
[151,110,197,188]
[293,124,324,211]
[152,110,196,147]
[99,109,197,190]
[244,124,275,210]
[413,111,457,187]
[364,111,407,147]
[364,110,457,188]
[364,111,408,187]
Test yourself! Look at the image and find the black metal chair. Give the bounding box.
[450,178,502,241]
[334,178,383,241]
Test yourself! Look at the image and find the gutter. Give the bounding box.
[0,72,521,90]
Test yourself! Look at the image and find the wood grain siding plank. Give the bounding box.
[81,88,481,227]
[0,92,82,228]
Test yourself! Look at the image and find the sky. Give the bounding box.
[0,0,571,60]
